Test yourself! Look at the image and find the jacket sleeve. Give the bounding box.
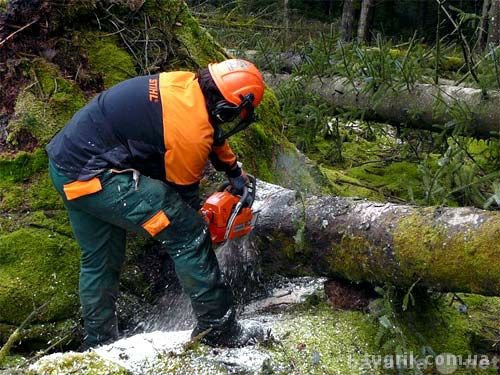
[209,141,241,177]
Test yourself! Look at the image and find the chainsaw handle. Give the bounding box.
[245,175,256,207]
[216,182,248,201]
[217,182,231,192]
[217,175,256,208]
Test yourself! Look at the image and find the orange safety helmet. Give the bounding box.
[208,59,265,108]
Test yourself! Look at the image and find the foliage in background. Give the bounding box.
[189,0,500,210]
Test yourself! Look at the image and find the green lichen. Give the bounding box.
[0,227,79,325]
[29,352,128,375]
[77,32,136,88]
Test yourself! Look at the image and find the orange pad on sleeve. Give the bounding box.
[63,177,103,201]
[142,210,171,237]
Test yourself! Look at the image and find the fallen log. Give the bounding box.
[264,73,500,139]
[251,181,500,296]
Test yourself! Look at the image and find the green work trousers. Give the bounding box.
[48,161,234,347]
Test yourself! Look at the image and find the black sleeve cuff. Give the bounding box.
[226,164,241,178]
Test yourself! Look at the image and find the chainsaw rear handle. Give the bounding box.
[217,174,256,208]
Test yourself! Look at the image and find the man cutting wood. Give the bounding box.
[46,59,266,350]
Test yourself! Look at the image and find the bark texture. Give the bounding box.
[252,181,500,296]
[264,73,500,139]
[477,0,491,50]
[357,0,375,43]
[489,0,500,45]
[340,0,356,42]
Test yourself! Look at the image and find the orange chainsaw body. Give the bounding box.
[200,191,253,244]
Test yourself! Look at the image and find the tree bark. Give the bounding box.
[357,0,375,43]
[477,0,491,50]
[264,73,500,139]
[283,0,289,31]
[340,0,356,42]
[251,180,500,297]
[488,0,500,45]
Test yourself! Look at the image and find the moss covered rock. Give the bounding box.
[29,352,129,375]
[0,227,79,324]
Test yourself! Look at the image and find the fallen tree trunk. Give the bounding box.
[264,73,500,139]
[251,181,500,296]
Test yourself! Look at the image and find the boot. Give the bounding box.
[192,319,268,348]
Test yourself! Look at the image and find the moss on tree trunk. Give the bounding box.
[254,181,500,296]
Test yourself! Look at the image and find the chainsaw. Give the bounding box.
[200,175,257,244]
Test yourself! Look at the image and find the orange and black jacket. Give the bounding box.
[46,72,240,195]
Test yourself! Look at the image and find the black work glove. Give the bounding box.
[228,169,249,196]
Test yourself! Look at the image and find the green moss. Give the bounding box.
[461,294,500,352]
[228,90,284,183]
[0,354,26,369]
[441,55,464,71]
[30,352,128,375]
[0,319,76,352]
[394,212,500,295]
[77,32,136,88]
[28,172,64,211]
[147,347,230,375]
[347,161,423,201]
[0,170,63,214]
[6,60,86,147]
[304,120,431,202]
[271,301,381,375]
[21,210,72,237]
[0,227,79,325]
[0,151,58,213]
[259,231,313,277]
[320,166,384,200]
[0,149,47,183]
[0,185,24,212]
[404,294,500,358]
[32,60,86,127]
[163,0,227,67]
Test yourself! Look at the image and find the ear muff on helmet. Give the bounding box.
[212,101,241,123]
